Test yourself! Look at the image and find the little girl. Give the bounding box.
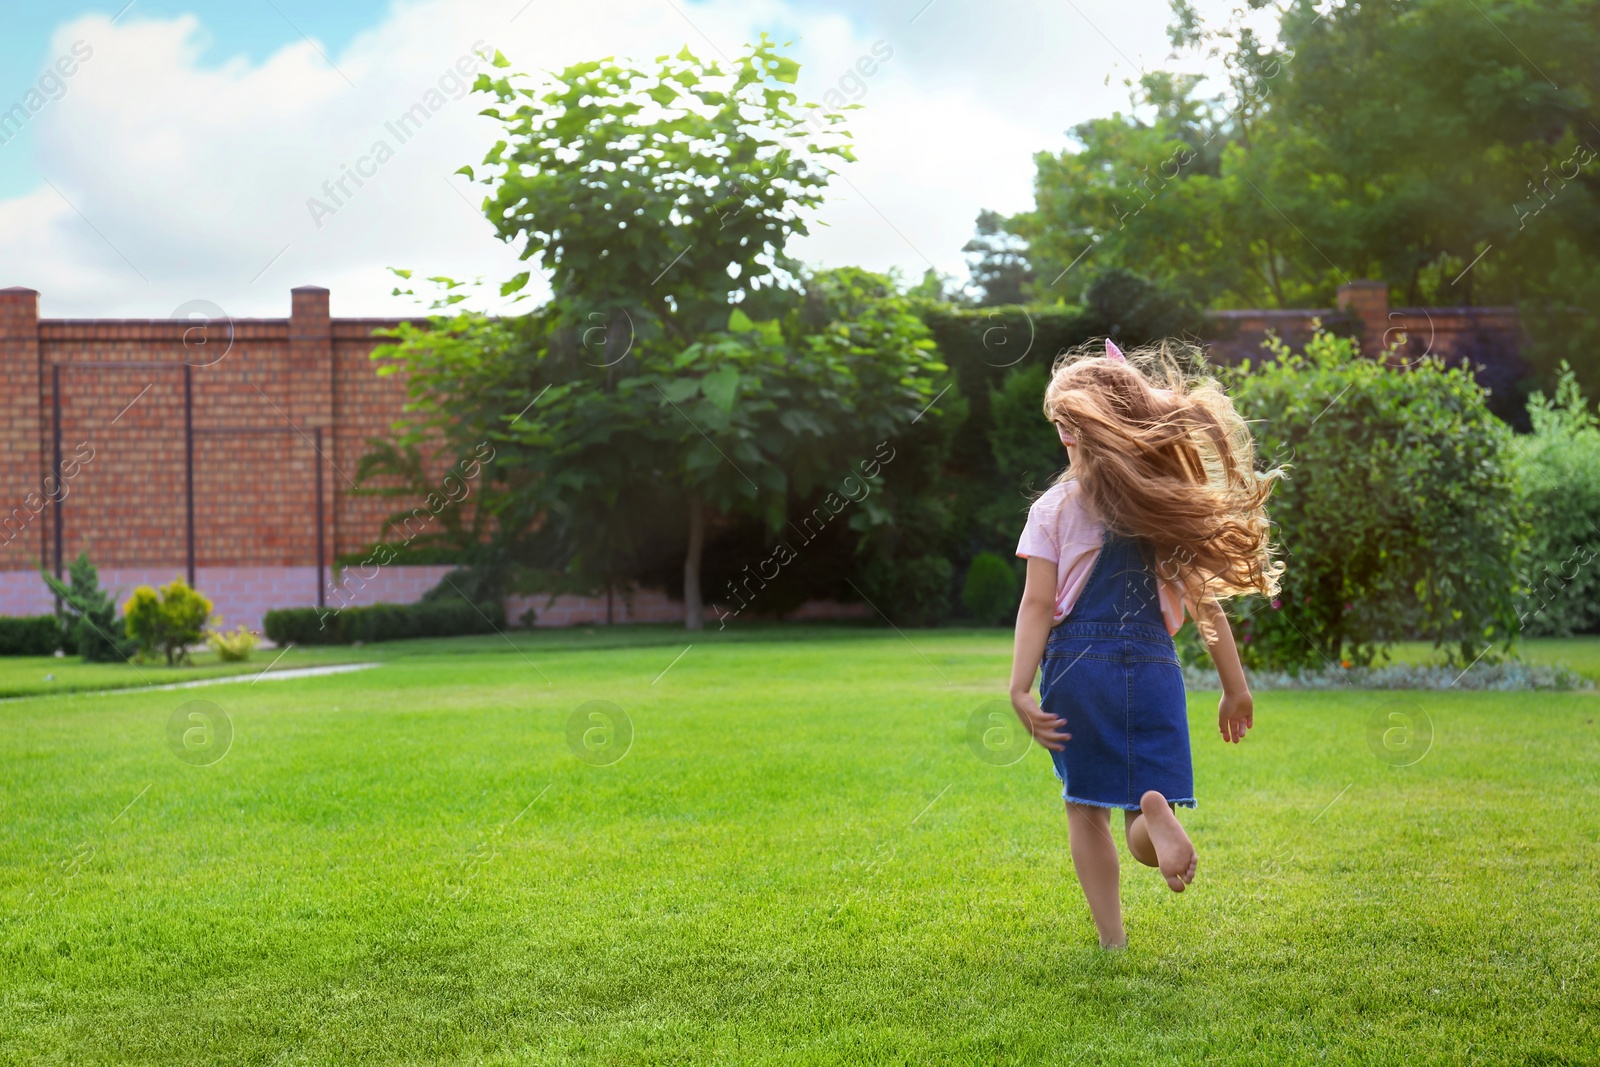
[1009,339,1282,949]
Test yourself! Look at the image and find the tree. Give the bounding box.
[434,36,946,629]
[375,264,945,630]
[1013,69,1255,308]
[43,552,135,663]
[961,209,1033,306]
[1014,0,1600,393]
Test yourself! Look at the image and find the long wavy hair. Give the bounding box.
[1044,339,1284,627]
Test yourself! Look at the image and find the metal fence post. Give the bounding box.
[51,363,63,597]
[315,427,326,608]
[184,363,196,587]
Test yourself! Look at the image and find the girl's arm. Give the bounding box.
[1009,556,1071,751]
[1193,594,1253,744]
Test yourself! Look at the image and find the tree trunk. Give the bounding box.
[683,492,705,631]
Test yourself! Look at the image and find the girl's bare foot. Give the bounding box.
[1099,934,1127,951]
[1139,790,1197,892]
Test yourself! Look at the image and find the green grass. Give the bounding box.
[2,628,1597,1065]
[0,623,881,700]
[1385,635,1600,681]
[0,645,376,700]
[1502,636,1600,681]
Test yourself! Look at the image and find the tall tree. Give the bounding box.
[961,209,1034,306]
[1014,0,1600,389]
[447,36,895,628]
[375,38,946,629]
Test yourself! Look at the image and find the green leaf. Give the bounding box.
[455,165,475,181]
[727,308,756,333]
[500,272,530,296]
[769,55,800,84]
[659,378,699,404]
[701,366,741,412]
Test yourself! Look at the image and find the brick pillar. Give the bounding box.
[1336,280,1389,358]
[0,287,43,573]
[289,286,334,582]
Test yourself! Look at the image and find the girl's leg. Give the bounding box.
[1126,790,1197,893]
[1124,809,1158,868]
[1065,802,1125,948]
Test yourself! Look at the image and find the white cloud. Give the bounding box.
[1,0,1240,319]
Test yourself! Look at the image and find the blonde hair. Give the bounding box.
[1043,339,1284,620]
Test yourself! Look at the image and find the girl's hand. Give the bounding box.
[1219,690,1253,744]
[1011,690,1071,751]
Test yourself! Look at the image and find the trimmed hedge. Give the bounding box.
[262,599,505,646]
[0,615,62,656]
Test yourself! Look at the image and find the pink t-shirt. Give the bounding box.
[1015,478,1187,634]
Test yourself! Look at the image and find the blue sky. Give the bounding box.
[0,0,393,197]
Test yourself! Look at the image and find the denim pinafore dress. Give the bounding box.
[1038,532,1196,810]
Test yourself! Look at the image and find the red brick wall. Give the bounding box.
[0,286,433,622]
[333,318,426,557]
[1203,281,1524,367]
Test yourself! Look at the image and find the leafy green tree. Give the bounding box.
[1015,0,1600,391]
[1014,69,1259,308]
[461,34,851,337]
[961,209,1033,306]
[397,37,951,629]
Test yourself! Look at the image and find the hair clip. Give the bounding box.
[1104,339,1126,363]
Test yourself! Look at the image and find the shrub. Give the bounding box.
[263,606,345,646]
[1077,267,1203,347]
[962,551,1019,626]
[0,615,62,656]
[124,578,214,665]
[263,598,504,646]
[1511,364,1600,635]
[207,624,259,662]
[344,598,503,642]
[857,554,952,628]
[988,364,1059,489]
[1172,619,1212,669]
[43,553,136,663]
[1227,327,1524,669]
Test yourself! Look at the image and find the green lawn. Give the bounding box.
[1386,635,1600,681]
[2,628,1596,1065]
[0,645,375,701]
